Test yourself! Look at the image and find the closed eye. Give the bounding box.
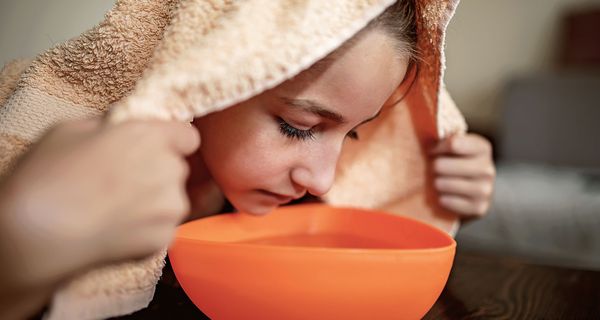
[278,118,359,141]
[278,118,315,141]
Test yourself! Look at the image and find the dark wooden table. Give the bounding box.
[424,251,600,319]
[116,250,600,319]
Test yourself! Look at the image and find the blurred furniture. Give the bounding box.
[457,13,600,266]
[457,72,600,270]
[499,73,600,169]
[559,7,600,68]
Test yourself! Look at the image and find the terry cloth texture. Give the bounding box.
[0,0,466,318]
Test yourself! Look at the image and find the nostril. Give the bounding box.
[306,182,332,197]
[293,190,307,200]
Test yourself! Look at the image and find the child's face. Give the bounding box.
[195,29,409,215]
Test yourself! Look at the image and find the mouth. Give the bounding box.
[257,189,301,204]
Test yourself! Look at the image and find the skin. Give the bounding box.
[194,29,408,215]
[194,27,496,217]
[431,133,496,217]
[0,119,199,319]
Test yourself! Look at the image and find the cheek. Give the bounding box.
[229,132,287,182]
[199,115,296,190]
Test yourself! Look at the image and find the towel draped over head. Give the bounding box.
[0,0,465,318]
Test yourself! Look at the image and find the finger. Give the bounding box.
[67,117,103,132]
[118,222,178,260]
[158,121,201,156]
[36,118,103,153]
[50,118,102,140]
[439,195,489,217]
[433,156,496,178]
[453,134,492,156]
[164,154,191,183]
[434,177,493,199]
[430,133,492,157]
[144,222,179,252]
[140,183,191,224]
[429,135,454,155]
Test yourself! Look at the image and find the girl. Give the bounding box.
[0,0,494,319]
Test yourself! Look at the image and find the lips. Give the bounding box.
[258,190,303,203]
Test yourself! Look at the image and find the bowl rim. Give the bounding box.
[171,236,456,255]
[172,204,457,255]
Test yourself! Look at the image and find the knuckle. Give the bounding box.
[53,120,79,134]
[483,166,496,179]
[170,189,191,220]
[121,121,144,133]
[434,178,445,190]
[475,201,489,216]
[178,190,191,213]
[171,157,190,181]
[180,158,191,177]
[173,199,190,222]
[150,230,175,251]
[433,158,445,173]
[125,121,156,141]
[480,137,492,151]
[478,183,493,198]
[450,137,462,151]
[472,136,492,156]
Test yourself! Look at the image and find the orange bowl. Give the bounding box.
[168,204,455,320]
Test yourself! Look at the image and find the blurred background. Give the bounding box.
[1,0,599,269]
[445,0,600,271]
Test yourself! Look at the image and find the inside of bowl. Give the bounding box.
[240,232,405,249]
[176,204,454,250]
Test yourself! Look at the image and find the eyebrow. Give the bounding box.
[280,97,346,124]
[279,97,382,125]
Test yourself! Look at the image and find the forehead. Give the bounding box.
[275,29,409,120]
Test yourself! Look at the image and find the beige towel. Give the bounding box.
[0,0,465,318]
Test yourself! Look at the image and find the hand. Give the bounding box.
[430,133,496,218]
[0,118,199,293]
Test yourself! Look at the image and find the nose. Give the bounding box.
[290,142,341,197]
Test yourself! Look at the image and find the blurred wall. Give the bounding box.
[0,0,113,65]
[1,0,599,133]
[444,0,600,133]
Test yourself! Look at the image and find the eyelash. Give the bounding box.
[277,118,359,141]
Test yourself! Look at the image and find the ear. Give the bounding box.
[382,62,418,108]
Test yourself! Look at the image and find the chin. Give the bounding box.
[244,207,276,216]
[230,198,277,216]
